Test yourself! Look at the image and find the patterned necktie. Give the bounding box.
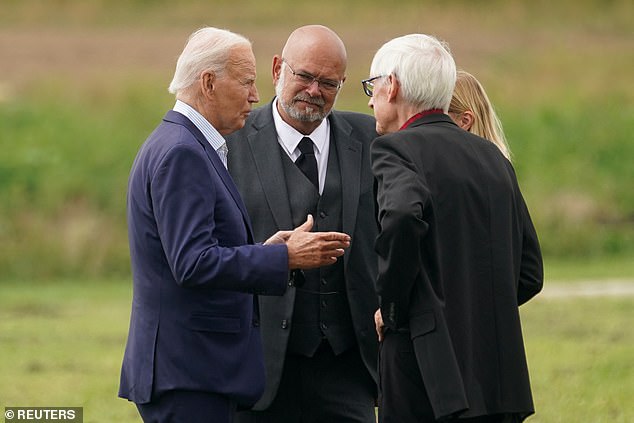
[217,142,228,169]
[295,137,318,189]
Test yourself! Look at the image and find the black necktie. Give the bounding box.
[295,137,319,189]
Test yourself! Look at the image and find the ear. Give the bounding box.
[200,71,216,99]
[386,74,399,102]
[459,110,475,131]
[272,55,283,85]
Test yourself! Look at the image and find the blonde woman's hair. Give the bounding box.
[449,70,512,161]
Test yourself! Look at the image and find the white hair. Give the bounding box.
[370,34,456,112]
[168,27,252,95]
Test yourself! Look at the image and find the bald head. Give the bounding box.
[282,25,347,73]
[272,25,348,134]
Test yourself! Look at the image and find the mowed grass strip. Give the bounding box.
[0,279,632,422]
[523,295,634,422]
[0,280,139,422]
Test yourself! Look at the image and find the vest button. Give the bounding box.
[319,211,327,218]
[320,322,328,331]
[320,278,327,286]
[281,319,289,329]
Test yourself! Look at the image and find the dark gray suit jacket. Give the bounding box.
[226,101,379,409]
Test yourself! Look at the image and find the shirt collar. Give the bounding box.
[400,109,445,130]
[173,100,226,152]
[272,98,329,156]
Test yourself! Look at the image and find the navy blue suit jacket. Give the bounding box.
[119,110,288,407]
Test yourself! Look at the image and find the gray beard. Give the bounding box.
[280,99,326,122]
[275,73,331,122]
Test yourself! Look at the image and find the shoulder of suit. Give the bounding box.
[331,109,375,124]
[371,130,410,152]
[330,110,376,135]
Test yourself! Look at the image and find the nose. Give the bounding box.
[305,79,322,97]
[368,97,374,109]
[249,84,260,103]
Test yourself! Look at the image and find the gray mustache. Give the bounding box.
[293,94,325,107]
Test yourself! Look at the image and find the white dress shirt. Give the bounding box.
[272,99,330,194]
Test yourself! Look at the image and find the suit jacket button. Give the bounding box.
[281,319,289,329]
[319,211,327,218]
[252,319,260,327]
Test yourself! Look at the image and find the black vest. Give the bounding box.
[281,140,356,357]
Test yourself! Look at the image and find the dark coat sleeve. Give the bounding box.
[516,194,543,305]
[371,135,432,329]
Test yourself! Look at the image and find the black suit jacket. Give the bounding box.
[371,113,543,420]
[226,101,379,409]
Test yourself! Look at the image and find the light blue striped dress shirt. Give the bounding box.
[173,100,228,168]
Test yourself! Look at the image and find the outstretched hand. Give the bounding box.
[263,214,314,245]
[282,215,350,269]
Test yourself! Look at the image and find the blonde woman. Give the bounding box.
[449,70,512,161]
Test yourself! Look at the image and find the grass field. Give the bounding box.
[0,281,139,422]
[0,1,633,421]
[1,0,633,279]
[0,279,632,422]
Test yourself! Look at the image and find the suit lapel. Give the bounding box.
[163,110,255,236]
[247,104,294,230]
[330,112,362,268]
[247,107,365,240]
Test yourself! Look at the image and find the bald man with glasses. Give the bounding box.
[226,25,379,423]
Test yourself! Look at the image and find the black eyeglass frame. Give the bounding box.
[361,75,387,97]
[282,59,342,93]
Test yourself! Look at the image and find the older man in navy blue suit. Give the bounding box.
[118,27,351,423]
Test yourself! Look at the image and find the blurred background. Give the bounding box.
[1,0,632,421]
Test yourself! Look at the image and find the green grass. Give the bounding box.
[0,279,631,422]
[0,280,138,422]
[521,296,634,422]
[546,256,634,282]
[2,78,632,279]
[0,0,632,278]
[0,2,631,421]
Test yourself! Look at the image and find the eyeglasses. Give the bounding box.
[282,59,342,93]
[361,75,386,97]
